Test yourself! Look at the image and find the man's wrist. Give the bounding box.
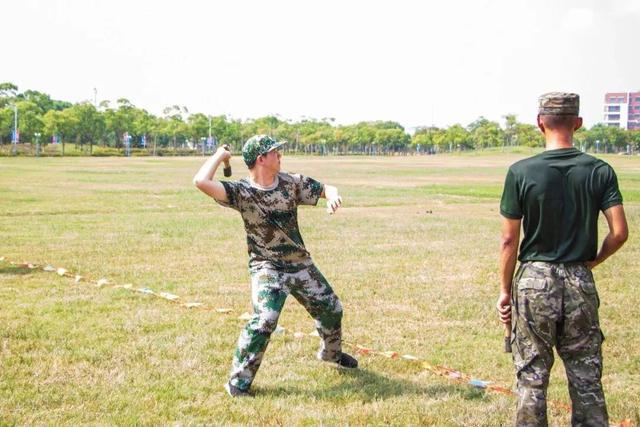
[211,153,227,165]
[499,285,512,295]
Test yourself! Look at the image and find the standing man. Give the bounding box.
[193,135,358,398]
[497,93,628,426]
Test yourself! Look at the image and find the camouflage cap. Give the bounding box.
[242,134,286,166]
[538,92,580,116]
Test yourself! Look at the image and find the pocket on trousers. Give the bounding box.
[579,280,597,295]
[512,330,540,379]
[518,278,548,291]
[577,273,600,308]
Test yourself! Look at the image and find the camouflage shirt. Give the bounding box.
[216,172,324,272]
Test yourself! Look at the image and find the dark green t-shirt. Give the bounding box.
[500,148,623,262]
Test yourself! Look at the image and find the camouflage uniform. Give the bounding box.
[216,168,344,392]
[511,262,606,427]
[230,265,342,391]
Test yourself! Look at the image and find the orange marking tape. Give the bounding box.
[342,341,632,426]
[0,257,633,426]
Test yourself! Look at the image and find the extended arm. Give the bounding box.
[497,217,521,324]
[193,146,231,202]
[321,184,342,215]
[586,204,628,269]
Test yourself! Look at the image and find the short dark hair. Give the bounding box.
[246,152,269,170]
[540,114,578,131]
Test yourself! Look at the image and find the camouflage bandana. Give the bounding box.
[538,92,580,116]
[242,135,287,166]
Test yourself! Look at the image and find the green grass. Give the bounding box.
[1,154,639,425]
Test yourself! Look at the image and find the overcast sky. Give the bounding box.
[3,0,639,130]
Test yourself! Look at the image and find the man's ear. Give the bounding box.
[536,115,545,134]
[574,117,583,132]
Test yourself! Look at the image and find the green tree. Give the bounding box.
[411,127,440,153]
[0,82,18,108]
[374,127,410,153]
[17,90,71,113]
[604,126,627,152]
[289,118,334,153]
[249,115,284,138]
[0,107,14,145]
[573,127,589,151]
[628,130,640,151]
[103,99,138,148]
[42,109,78,155]
[442,124,472,150]
[187,113,210,152]
[514,123,543,147]
[133,109,157,150]
[468,117,505,149]
[227,118,244,152]
[66,103,105,153]
[161,105,188,150]
[210,115,236,147]
[503,114,518,146]
[586,124,627,153]
[352,122,378,153]
[15,100,44,143]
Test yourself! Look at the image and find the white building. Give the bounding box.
[603,92,640,130]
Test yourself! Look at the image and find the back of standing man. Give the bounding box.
[497,92,628,426]
[193,135,358,398]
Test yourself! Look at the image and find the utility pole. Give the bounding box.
[12,104,18,156]
[34,132,41,157]
[208,115,212,155]
[93,87,97,108]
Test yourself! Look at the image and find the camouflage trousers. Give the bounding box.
[511,261,607,427]
[228,264,343,391]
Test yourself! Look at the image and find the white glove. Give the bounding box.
[326,196,342,214]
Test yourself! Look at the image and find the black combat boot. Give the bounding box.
[336,352,358,368]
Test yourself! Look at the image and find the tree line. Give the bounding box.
[2,82,639,156]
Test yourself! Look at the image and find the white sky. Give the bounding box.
[3,0,639,130]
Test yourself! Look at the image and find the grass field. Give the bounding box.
[1,152,638,426]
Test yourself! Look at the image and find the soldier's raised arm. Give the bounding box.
[193,145,231,203]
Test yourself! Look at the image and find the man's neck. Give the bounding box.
[545,132,574,151]
[249,168,277,187]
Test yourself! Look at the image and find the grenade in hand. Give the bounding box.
[222,145,232,177]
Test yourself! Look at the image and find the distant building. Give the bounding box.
[603,92,640,130]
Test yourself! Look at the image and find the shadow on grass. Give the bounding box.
[0,266,36,275]
[257,367,486,402]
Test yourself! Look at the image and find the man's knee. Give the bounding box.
[333,299,343,317]
[516,354,551,390]
[248,310,281,335]
[561,342,604,383]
